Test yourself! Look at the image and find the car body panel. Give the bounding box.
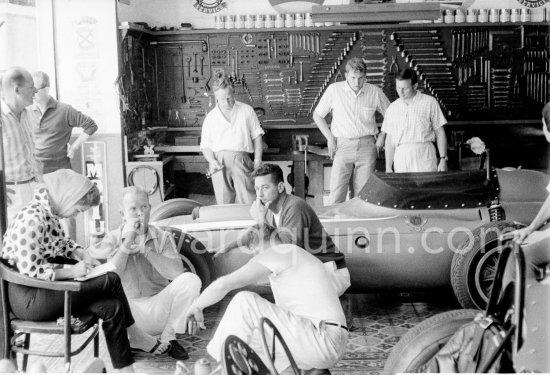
[154,169,548,292]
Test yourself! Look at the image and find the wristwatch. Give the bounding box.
[440,156,448,161]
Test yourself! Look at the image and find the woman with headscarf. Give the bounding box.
[1,169,171,372]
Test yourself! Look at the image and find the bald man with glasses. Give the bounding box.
[1,66,42,223]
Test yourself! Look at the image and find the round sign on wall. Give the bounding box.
[515,0,549,7]
[268,0,325,13]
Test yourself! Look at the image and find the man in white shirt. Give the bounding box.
[184,223,348,374]
[1,66,42,222]
[382,68,448,173]
[313,57,390,204]
[200,78,264,204]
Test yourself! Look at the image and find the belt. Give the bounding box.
[325,322,348,331]
[6,177,35,185]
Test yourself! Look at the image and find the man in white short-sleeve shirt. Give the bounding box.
[313,57,390,204]
[184,224,348,374]
[200,78,264,204]
[382,68,448,173]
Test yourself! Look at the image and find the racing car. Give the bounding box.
[150,167,548,309]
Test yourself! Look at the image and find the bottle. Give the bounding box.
[194,358,211,375]
[455,9,465,23]
[174,361,190,375]
[466,9,477,23]
[225,15,235,29]
[489,9,499,23]
[478,9,489,23]
[500,8,510,22]
[444,9,454,24]
[520,8,530,22]
[511,8,521,22]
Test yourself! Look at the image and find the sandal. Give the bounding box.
[131,339,171,356]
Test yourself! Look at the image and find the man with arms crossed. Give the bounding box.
[200,77,264,204]
[313,57,390,204]
[89,186,200,360]
[185,224,348,374]
[382,68,448,173]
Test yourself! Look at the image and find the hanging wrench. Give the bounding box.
[185,56,192,76]
[199,55,205,76]
[181,49,187,104]
[193,53,198,73]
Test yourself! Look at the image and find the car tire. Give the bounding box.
[383,309,479,375]
[451,220,523,309]
[165,228,214,290]
[149,198,202,222]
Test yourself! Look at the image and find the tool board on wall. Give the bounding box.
[119,24,549,133]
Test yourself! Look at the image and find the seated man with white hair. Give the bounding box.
[184,224,348,374]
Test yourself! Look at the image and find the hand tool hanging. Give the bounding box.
[180,46,187,104]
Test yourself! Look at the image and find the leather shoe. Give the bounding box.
[169,339,189,360]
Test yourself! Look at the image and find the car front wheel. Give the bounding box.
[383,309,479,375]
[451,220,523,309]
[165,229,214,290]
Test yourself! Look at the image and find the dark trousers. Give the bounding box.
[8,272,135,369]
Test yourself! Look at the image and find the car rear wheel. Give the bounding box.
[150,198,202,222]
[166,228,214,290]
[451,220,523,309]
[383,309,479,375]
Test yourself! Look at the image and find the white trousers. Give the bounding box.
[394,142,437,173]
[129,273,201,341]
[207,291,348,371]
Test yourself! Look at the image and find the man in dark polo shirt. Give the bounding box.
[30,71,98,173]
[214,163,351,297]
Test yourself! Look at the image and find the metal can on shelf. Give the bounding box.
[255,14,264,28]
[265,14,275,28]
[489,9,499,23]
[305,13,313,27]
[294,13,304,27]
[520,8,530,22]
[455,9,466,23]
[466,9,478,23]
[275,14,284,28]
[225,15,235,29]
[510,9,521,22]
[214,15,225,29]
[444,9,454,23]
[235,15,245,29]
[285,13,294,28]
[500,8,510,23]
[478,9,489,23]
[245,14,255,29]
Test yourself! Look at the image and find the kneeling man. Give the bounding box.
[185,224,348,373]
[90,186,201,360]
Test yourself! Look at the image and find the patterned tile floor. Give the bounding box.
[18,291,460,374]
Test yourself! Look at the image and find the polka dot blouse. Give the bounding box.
[1,186,81,280]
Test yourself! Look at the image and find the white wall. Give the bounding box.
[116,0,550,29]
[0,3,38,71]
[53,0,121,135]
